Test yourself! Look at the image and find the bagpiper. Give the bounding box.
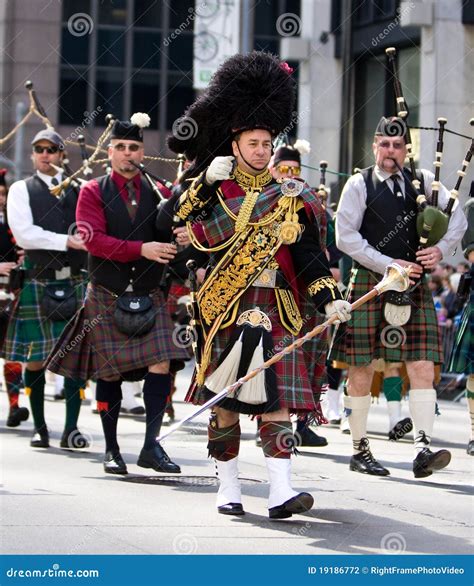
[329,116,467,478]
[5,130,89,449]
[47,115,190,475]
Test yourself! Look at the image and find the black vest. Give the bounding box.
[359,167,423,264]
[89,175,163,295]
[25,175,87,271]
[0,218,16,262]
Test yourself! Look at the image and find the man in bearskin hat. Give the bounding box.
[47,114,189,475]
[329,116,467,478]
[166,51,352,519]
[5,130,89,449]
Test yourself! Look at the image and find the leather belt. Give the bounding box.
[251,268,288,289]
[25,267,82,280]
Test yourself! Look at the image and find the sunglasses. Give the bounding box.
[110,143,142,152]
[33,145,60,154]
[277,165,301,175]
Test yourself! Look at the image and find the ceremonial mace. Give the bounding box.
[157,262,412,442]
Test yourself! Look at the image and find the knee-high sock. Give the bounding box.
[467,375,474,441]
[24,367,46,430]
[259,421,293,459]
[344,394,371,453]
[96,379,122,453]
[4,362,23,408]
[63,378,85,431]
[409,388,437,454]
[207,416,241,461]
[142,372,171,450]
[383,376,403,429]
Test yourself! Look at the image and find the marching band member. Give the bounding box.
[167,52,351,518]
[330,117,467,478]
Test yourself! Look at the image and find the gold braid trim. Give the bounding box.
[231,166,273,189]
[275,289,303,335]
[176,173,209,221]
[308,276,339,300]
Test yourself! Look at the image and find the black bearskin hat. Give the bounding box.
[168,51,296,179]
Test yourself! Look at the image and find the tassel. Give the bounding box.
[234,340,267,404]
[206,334,243,393]
[25,386,31,396]
[79,387,86,400]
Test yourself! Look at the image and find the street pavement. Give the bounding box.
[1,364,472,555]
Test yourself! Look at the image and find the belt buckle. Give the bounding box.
[55,267,71,280]
[253,268,276,289]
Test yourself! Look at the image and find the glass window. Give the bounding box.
[169,0,195,29]
[168,32,193,71]
[134,31,161,70]
[352,47,420,169]
[98,0,127,25]
[134,0,162,27]
[59,70,89,125]
[132,74,160,130]
[97,29,125,67]
[398,46,420,124]
[62,0,91,21]
[95,69,125,120]
[166,75,195,129]
[61,26,90,65]
[353,54,386,169]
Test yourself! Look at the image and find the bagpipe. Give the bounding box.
[385,47,473,250]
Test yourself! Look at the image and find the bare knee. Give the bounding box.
[213,407,239,428]
[405,361,434,388]
[348,365,374,396]
[26,361,44,371]
[261,408,289,422]
[148,361,170,374]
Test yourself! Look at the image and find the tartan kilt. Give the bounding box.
[329,267,443,366]
[186,286,319,414]
[3,276,87,363]
[46,284,189,381]
[448,291,473,374]
[299,294,328,398]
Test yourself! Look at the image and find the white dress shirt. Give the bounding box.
[335,166,468,275]
[7,170,69,251]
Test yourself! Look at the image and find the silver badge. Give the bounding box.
[280,178,304,197]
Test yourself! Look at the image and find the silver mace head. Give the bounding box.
[375,262,412,294]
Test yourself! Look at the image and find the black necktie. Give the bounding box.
[390,175,403,199]
[51,177,59,186]
[125,181,137,221]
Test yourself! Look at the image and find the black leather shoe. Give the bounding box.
[60,428,90,449]
[269,492,314,520]
[30,427,49,448]
[137,443,181,473]
[295,426,328,447]
[350,451,390,476]
[388,417,413,441]
[6,406,30,428]
[413,447,451,478]
[467,440,474,456]
[103,451,128,475]
[218,503,245,516]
